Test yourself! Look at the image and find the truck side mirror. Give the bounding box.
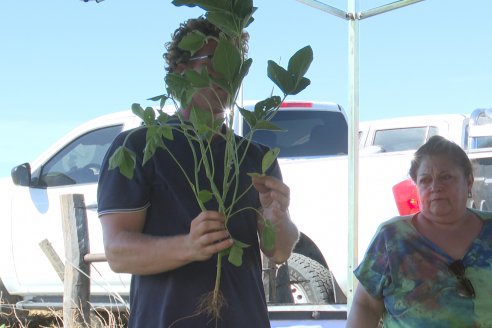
[11,163,32,186]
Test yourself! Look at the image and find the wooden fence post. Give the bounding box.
[60,194,91,327]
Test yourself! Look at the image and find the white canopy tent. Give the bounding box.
[295,0,425,307]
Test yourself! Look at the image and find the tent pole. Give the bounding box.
[346,0,360,310]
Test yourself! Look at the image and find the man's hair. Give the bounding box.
[409,135,473,182]
[163,16,249,73]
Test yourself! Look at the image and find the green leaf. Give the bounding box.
[238,106,256,129]
[219,247,231,258]
[213,116,225,133]
[261,147,280,174]
[160,125,174,140]
[290,76,311,95]
[189,106,214,140]
[198,189,213,203]
[233,0,254,22]
[247,172,263,178]
[267,46,313,96]
[206,12,240,37]
[131,103,145,121]
[254,96,282,117]
[143,126,165,164]
[184,68,211,88]
[173,0,230,13]
[171,0,196,6]
[267,61,294,95]
[287,45,313,81]
[165,72,188,90]
[228,239,249,267]
[228,243,243,267]
[178,31,207,56]
[208,75,231,95]
[213,39,242,81]
[234,239,250,248]
[261,220,276,251]
[243,14,255,29]
[108,146,136,180]
[156,110,171,125]
[147,94,170,110]
[174,0,254,37]
[143,106,156,125]
[165,72,195,105]
[255,120,283,131]
[231,58,252,95]
[160,97,169,110]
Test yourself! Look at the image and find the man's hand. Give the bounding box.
[252,175,299,264]
[185,211,234,262]
[252,175,290,224]
[100,210,234,275]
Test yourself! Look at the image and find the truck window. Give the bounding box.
[469,108,492,149]
[38,125,122,187]
[243,110,348,157]
[470,156,492,211]
[372,126,438,152]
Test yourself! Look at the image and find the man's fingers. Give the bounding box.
[192,211,226,233]
[206,238,234,254]
[270,192,290,210]
[199,230,231,246]
[197,219,227,234]
[253,176,290,197]
[252,176,269,193]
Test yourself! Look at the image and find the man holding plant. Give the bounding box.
[97,16,299,328]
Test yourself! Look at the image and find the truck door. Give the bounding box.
[10,124,131,296]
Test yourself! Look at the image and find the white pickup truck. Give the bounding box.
[1,101,492,324]
[0,100,348,311]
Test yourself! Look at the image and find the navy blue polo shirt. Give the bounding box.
[98,124,280,328]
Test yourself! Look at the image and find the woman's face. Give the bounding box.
[416,155,473,221]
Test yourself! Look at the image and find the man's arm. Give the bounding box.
[252,175,299,264]
[346,284,385,328]
[100,210,233,275]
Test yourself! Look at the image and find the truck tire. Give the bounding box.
[277,253,335,304]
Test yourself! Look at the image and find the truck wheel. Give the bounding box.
[277,253,335,304]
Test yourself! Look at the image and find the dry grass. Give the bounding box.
[0,300,128,328]
[0,303,60,328]
[0,260,130,327]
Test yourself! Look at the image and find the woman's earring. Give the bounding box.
[468,191,472,198]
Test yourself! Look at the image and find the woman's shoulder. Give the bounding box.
[373,214,415,238]
[379,214,414,229]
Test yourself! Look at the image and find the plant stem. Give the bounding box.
[214,253,222,301]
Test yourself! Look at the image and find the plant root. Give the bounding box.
[197,289,227,322]
[167,290,227,328]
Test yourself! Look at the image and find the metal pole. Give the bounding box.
[346,0,359,310]
[296,0,425,312]
[296,0,350,20]
[359,0,425,20]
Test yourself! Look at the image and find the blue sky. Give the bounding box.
[1,0,491,177]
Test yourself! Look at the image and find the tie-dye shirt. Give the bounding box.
[354,209,492,328]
